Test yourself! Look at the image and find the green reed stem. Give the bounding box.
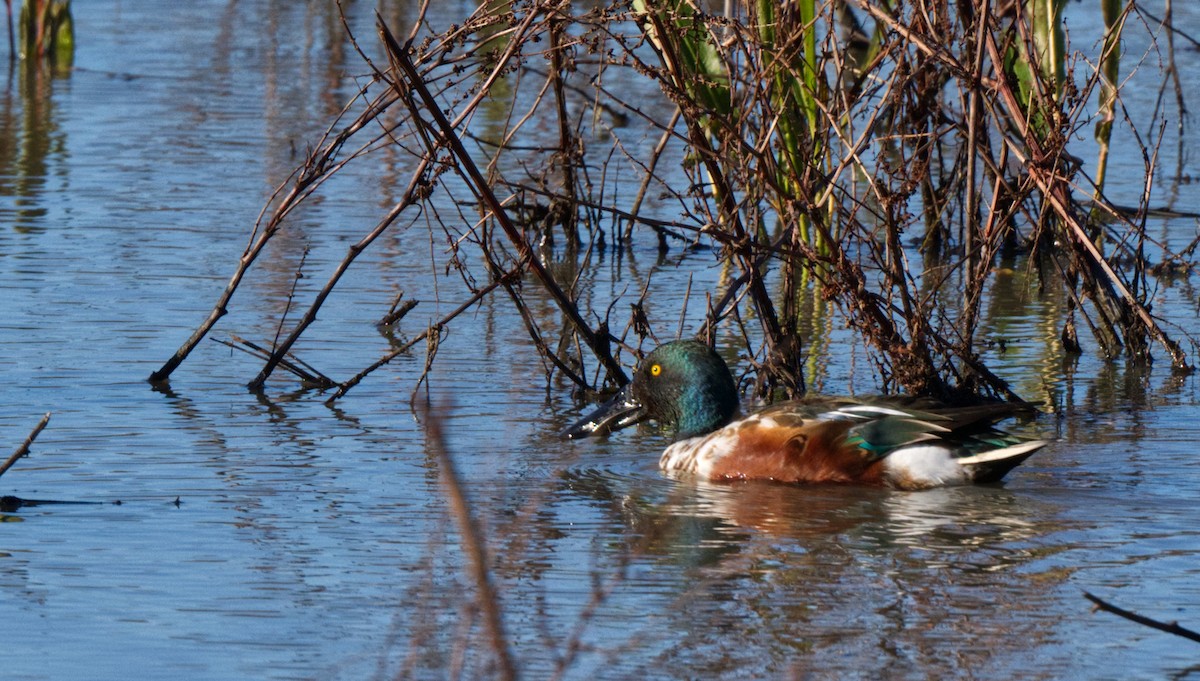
[1092,0,1125,201]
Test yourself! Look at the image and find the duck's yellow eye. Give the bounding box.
[650,364,662,377]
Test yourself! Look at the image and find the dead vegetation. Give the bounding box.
[150,0,1196,405]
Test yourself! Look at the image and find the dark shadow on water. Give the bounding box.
[0,495,109,512]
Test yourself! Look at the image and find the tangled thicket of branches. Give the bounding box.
[151,0,1195,404]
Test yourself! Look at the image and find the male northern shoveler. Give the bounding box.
[563,340,1046,490]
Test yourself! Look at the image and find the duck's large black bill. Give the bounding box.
[562,384,647,439]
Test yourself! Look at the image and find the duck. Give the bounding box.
[563,340,1046,490]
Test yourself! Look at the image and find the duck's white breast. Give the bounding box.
[661,432,729,477]
[659,414,781,477]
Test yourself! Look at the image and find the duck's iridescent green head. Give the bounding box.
[563,340,739,441]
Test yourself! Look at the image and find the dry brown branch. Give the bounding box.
[376,13,627,385]
[1085,591,1200,644]
[639,8,788,365]
[244,3,544,391]
[157,1,1195,402]
[149,84,397,385]
[212,336,335,389]
[0,412,51,479]
[327,264,524,402]
[245,163,429,392]
[971,19,1190,369]
[378,296,419,327]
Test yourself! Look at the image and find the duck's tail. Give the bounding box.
[955,440,1048,483]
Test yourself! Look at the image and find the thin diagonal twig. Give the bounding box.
[377,13,627,385]
[1085,591,1200,644]
[0,413,51,479]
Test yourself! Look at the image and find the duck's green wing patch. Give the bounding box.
[844,415,950,458]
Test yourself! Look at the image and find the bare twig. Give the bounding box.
[245,161,427,391]
[326,264,523,402]
[0,413,51,479]
[1085,591,1200,644]
[160,0,1196,403]
[212,336,335,389]
[377,13,627,385]
[149,85,397,384]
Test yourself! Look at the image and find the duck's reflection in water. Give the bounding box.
[562,468,1061,573]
